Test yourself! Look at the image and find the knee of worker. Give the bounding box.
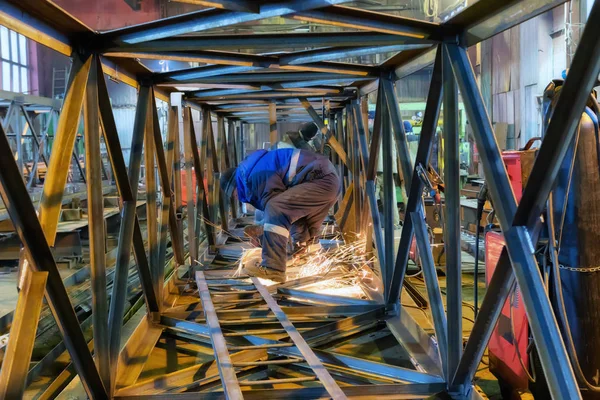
[264,200,291,229]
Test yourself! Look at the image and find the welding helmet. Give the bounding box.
[220,167,237,199]
[299,122,318,141]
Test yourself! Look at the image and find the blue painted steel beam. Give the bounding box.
[155,70,369,84]
[190,0,260,13]
[106,0,356,44]
[292,5,443,39]
[105,32,422,52]
[280,44,430,65]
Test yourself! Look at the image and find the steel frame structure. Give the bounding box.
[0,0,597,398]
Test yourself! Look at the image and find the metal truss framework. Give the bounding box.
[0,0,597,398]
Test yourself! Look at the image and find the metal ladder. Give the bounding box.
[51,67,69,98]
[195,270,348,399]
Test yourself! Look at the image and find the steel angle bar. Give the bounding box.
[0,270,48,399]
[0,124,107,398]
[120,32,420,53]
[451,248,515,390]
[182,107,198,263]
[115,349,266,396]
[144,94,159,281]
[158,65,259,83]
[442,44,462,382]
[150,89,174,300]
[196,271,243,399]
[387,310,443,376]
[389,46,442,305]
[107,0,355,44]
[463,0,568,47]
[302,306,386,347]
[189,110,217,248]
[353,100,386,293]
[251,277,347,399]
[445,42,579,399]
[182,0,260,13]
[278,287,378,306]
[381,75,413,193]
[280,44,429,65]
[39,52,91,246]
[292,5,442,39]
[309,349,443,384]
[160,71,365,84]
[411,212,448,377]
[380,85,395,300]
[84,55,110,389]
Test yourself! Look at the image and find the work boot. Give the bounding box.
[243,263,286,283]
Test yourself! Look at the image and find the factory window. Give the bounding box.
[0,26,29,93]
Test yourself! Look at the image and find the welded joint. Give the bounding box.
[149,311,161,323]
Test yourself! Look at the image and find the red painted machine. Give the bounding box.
[485,149,536,392]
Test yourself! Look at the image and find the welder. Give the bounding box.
[220,147,340,283]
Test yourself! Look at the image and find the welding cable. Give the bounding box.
[509,281,537,383]
[547,193,600,392]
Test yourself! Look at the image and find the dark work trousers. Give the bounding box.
[262,173,339,272]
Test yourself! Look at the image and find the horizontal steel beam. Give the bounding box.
[107,32,421,52]
[108,50,380,76]
[293,5,444,39]
[156,70,371,84]
[189,86,342,98]
[177,0,260,13]
[187,90,353,101]
[280,44,430,65]
[103,0,355,44]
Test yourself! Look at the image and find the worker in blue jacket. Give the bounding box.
[220,147,340,282]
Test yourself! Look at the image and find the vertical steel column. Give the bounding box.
[190,115,216,248]
[144,96,159,275]
[84,56,110,389]
[0,123,107,398]
[380,93,395,300]
[388,47,443,306]
[182,107,197,265]
[346,105,361,236]
[0,270,48,399]
[150,89,179,300]
[206,109,228,232]
[173,104,184,243]
[227,119,238,218]
[353,99,386,295]
[166,106,185,265]
[446,42,580,399]
[336,111,345,195]
[269,101,277,147]
[442,45,462,381]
